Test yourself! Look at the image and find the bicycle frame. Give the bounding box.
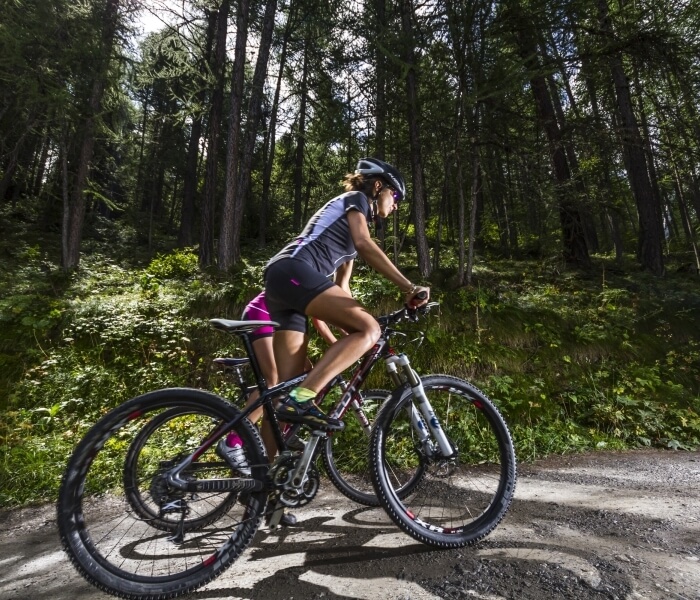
[165,303,443,497]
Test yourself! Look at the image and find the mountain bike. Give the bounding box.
[57,302,438,599]
[121,358,392,534]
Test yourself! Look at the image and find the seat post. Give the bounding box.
[239,332,268,393]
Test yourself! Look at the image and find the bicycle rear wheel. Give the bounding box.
[322,389,426,506]
[123,406,238,531]
[57,388,268,599]
[371,375,517,548]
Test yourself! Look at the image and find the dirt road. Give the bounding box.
[1,449,698,600]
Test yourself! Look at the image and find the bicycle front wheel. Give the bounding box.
[322,389,427,506]
[57,388,268,599]
[371,375,517,548]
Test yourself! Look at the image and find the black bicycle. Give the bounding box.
[57,303,441,599]
[121,358,393,534]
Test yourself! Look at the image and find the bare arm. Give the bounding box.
[347,210,430,305]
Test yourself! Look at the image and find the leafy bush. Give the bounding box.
[1,249,700,506]
[146,247,199,280]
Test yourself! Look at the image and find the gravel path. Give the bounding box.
[1,448,698,600]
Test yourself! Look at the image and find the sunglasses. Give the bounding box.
[384,186,401,203]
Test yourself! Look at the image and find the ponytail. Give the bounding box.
[342,172,379,197]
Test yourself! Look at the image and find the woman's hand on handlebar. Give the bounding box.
[406,286,430,308]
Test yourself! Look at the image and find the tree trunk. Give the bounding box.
[513,4,590,268]
[0,155,18,202]
[199,0,232,268]
[220,0,278,269]
[0,116,37,201]
[260,2,295,248]
[178,117,203,248]
[216,0,247,268]
[60,133,69,266]
[62,0,119,270]
[598,0,664,275]
[580,50,625,261]
[178,8,217,248]
[400,0,430,278]
[374,0,387,160]
[456,145,466,284]
[666,134,700,272]
[293,43,310,232]
[466,147,481,285]
[546,70,599,254]
[32,132,51,197]
[433,149,450,273]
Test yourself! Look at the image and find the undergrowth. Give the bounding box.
[1,238,699,506]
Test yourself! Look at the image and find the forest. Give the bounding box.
[1,0,699,506]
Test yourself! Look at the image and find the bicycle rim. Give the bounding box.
[57,388,267,599]
[371,375,517,548]
[321,389,388,506]
[323,389,427,506]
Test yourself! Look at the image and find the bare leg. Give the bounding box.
[273,329,309,383]
[246,337,299,525]
[300,286,380,393]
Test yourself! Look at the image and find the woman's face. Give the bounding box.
[375,183,400,218]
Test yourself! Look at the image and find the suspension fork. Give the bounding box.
[385,354,455,458]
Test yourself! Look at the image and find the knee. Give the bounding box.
[361,320,381,350]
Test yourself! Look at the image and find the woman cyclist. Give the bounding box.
[216,291,339,526]
[264,158,429,430]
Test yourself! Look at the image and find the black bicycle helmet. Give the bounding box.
[355,157,406,201]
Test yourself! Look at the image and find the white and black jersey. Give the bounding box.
[266,191,372,277]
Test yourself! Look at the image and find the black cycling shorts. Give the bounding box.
[264,258,335,333]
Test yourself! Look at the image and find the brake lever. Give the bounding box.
[419,301,440,314]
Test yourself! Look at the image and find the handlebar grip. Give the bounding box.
[407,290,428,309]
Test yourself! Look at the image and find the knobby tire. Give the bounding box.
[370,375,517,548]
[57,388,268,599]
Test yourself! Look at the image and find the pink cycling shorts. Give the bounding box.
[241,291,275,339]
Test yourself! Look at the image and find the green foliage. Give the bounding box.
[1,249,700,507]
[146,247,199,280]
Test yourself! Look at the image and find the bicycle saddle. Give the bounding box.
[209,318,279,334]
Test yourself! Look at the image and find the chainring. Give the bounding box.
[269,454,320,508]
[280,464,320,507]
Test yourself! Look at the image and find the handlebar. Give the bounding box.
[376,300,439,328]
[410,290,429,306]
